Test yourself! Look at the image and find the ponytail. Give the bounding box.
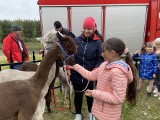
[125,52,138,105]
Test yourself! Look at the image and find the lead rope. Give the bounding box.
[63,65,90,93]
[62,65,72,112]
[62,64,90,114]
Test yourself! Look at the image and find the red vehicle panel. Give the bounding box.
[38,0,160,42]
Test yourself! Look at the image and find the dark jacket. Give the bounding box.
[95,30,103,41]
[70,33,104,84]
[132,52,158,80]
[61,28,75,38]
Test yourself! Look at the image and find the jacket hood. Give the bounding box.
[105,60,133,84]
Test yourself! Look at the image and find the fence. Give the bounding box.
[0,51,41,71]
[0,42,42,70]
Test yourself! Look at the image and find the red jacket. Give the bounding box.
[2,33,29,63]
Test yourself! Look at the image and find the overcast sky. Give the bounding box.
[0,0,39,20]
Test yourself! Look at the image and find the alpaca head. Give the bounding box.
[56,32,77,65]
[37,29,59,43]
[37,29,77,65]
[36,29,59,54]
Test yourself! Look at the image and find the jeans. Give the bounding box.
[11,64,21,70]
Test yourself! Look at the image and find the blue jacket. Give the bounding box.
[70,34,104,84]
[132,52,158,80]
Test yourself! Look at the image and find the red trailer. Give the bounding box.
[37,0,160,53]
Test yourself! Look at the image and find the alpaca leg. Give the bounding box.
[61,84,70,107]
[66,84,71,108]
[32,98,46,120]
[64,83,72,110]
[45,87,52,113]
[13,111,19,120]
[62,85,67,106]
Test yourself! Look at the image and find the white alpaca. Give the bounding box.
[0,69,34,82]
[32,63,56,120]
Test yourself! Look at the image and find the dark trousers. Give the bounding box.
[72,81,94,114]
[157,81,160,92]
[156,72,160,92]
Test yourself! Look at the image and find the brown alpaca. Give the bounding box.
[19,62,72,113]
[19,61,58,113]
[0,32,76,120]
[19,62,38,71]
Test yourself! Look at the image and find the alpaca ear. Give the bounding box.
[36,37,41,41]
[36,37,45,45]
[56,31,64,42]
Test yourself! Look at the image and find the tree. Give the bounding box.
[0,20,12,40]
[22,20,33,38]
[0,20,41,42]
[0,25,3,43]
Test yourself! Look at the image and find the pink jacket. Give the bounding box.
[73,61,133,120]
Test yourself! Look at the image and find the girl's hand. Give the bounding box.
[135,49,139,54]
[153,74,156,78]
[65,65,73,69]
[85,89,93,97]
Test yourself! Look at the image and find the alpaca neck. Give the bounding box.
[32,44,61,90]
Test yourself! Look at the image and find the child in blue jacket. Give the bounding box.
[133,42,158,96]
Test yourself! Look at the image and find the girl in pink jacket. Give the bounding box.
[71,38,137,120]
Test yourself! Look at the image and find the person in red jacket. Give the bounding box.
[2,25,29,69]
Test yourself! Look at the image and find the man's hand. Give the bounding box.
[13,61,17,63]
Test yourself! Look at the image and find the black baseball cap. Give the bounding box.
[54,21,62,29]
[11,25,22,31]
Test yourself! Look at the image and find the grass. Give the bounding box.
[43,81,160,120]
[121,82,160,120]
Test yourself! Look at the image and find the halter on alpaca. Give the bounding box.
[57,42,75,61]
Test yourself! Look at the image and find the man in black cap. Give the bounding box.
[54,21,75,38]
[2,25,29,69]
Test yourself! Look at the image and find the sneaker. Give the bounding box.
[153,88,158,94]
[154,93,159,97]
[146,86,149,91]
[89,113,96,120]
[74,114,82,120]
